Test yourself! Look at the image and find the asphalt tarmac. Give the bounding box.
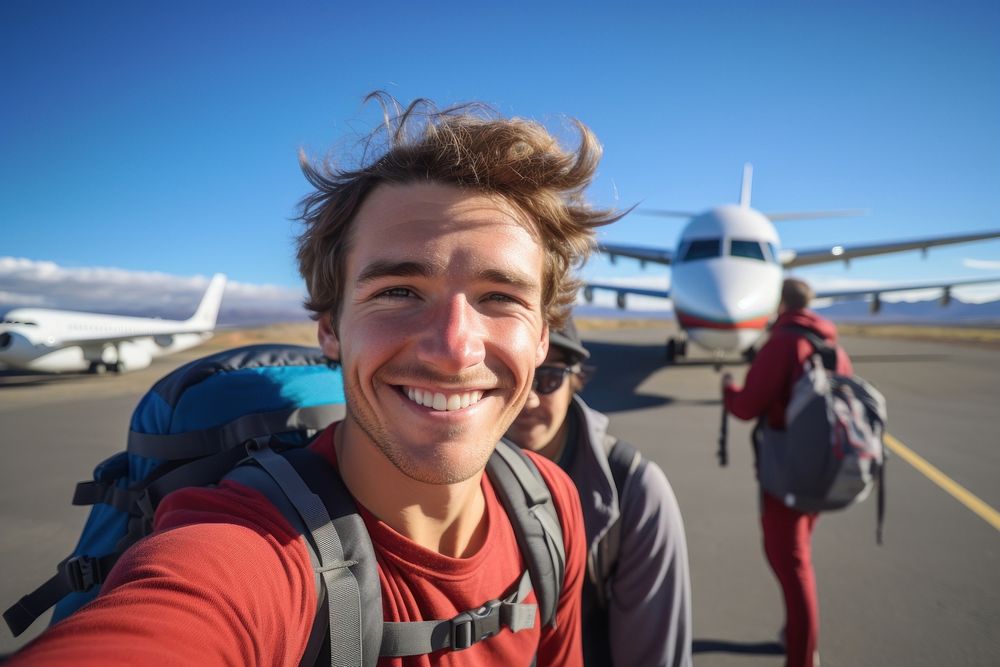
[1,326,998,664]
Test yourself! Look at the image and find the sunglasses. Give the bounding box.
[532,364,592,395]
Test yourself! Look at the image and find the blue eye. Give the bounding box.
[378,287,414,299]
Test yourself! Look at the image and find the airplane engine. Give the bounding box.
[616,292,627,310]
[940,287,952,307]
[870,293,882,314]
[583,286,594,303]
[111,342,153,372]
[154,334,176,347]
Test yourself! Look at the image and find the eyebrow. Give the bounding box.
[355,261,539,295]
[356,260,434,286]
[478,268,539,295]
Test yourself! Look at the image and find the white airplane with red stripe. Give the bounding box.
[584,165,1000,362]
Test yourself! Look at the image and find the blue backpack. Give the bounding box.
[4,344,566,666]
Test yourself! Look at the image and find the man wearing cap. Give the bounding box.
[506,318,693,667]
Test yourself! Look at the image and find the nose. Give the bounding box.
[415,294,487,373]
[522,386,541,410]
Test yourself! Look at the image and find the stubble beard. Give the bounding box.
[343,378,501,485]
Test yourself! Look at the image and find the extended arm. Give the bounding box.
[724,334,792,421]
[8,483,316,667]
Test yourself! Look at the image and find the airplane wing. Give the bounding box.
[813,276,1000,300]
[782,230,1000,268]
[597,242,674,266]
[581,282,671,311]
[51,328,213,348]
[585,282,671,299]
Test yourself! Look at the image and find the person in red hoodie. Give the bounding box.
[722,278,853,667]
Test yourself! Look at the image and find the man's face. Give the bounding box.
[505,346,577,456]
[319,182,549,485]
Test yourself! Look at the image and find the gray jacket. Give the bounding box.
[561,396,692,667]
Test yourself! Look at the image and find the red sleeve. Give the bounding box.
[8,483,316,667]
[724,333,794,422]
[523,449,586,667]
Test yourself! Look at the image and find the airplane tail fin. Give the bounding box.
[187,274,227,328]
[739,163,753,209]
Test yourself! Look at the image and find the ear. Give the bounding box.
[535,322,549,367]
[317,313,340,361]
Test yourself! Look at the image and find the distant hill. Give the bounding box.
[815,297,1000,326]
[571,297,1000,327]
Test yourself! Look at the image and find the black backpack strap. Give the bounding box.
[590,436,644,609]
[3,551,120,637]
[128,404,344,461]
[877,443,887,545]
[487,440,566,628]
[784,325,838,371]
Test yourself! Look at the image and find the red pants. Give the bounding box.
[761,492,820,667]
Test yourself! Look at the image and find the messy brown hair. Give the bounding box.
[296,92,623,330]
[781,278,814,311]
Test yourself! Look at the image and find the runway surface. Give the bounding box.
[1,325,998,664]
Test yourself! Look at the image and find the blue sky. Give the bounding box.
[3,1,999,316]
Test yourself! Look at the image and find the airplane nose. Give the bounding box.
[0,331,36,360]
[718,279,780,322]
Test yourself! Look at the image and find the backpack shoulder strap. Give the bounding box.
[591,435,645,609]
[233,439,550,665]
[486,440,566,627]
[783,324,838,371]
[228,441,382,667]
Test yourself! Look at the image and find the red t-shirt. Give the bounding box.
[10,425,586,666]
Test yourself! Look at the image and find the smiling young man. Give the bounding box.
[9,96,620,666]
[507,319,693,667]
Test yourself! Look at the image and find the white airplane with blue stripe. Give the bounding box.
[584,165,1000,362]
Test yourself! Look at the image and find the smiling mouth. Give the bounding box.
[404,387,485,412]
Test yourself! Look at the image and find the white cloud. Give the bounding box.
[0,258,307,323]
[963,258,1000,271]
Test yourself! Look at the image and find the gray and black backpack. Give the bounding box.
[755,327,887,541]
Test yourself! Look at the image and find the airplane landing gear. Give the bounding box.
[88,362,107,375]
[742,346,757,363]
[665,337,688,364]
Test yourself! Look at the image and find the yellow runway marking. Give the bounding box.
[885,433,1000,533]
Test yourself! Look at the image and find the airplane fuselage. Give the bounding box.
[0,273,226,373]
[670,204,782,353]
[0,310,214,372]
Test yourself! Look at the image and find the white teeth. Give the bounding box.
[405,387,485,411]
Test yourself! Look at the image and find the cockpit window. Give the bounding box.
[767,242,780,264]
[730,239,766,262]
[2,319,38,326]
[679,239,722,262]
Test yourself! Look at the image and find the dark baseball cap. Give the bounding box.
[549,317,590,363]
